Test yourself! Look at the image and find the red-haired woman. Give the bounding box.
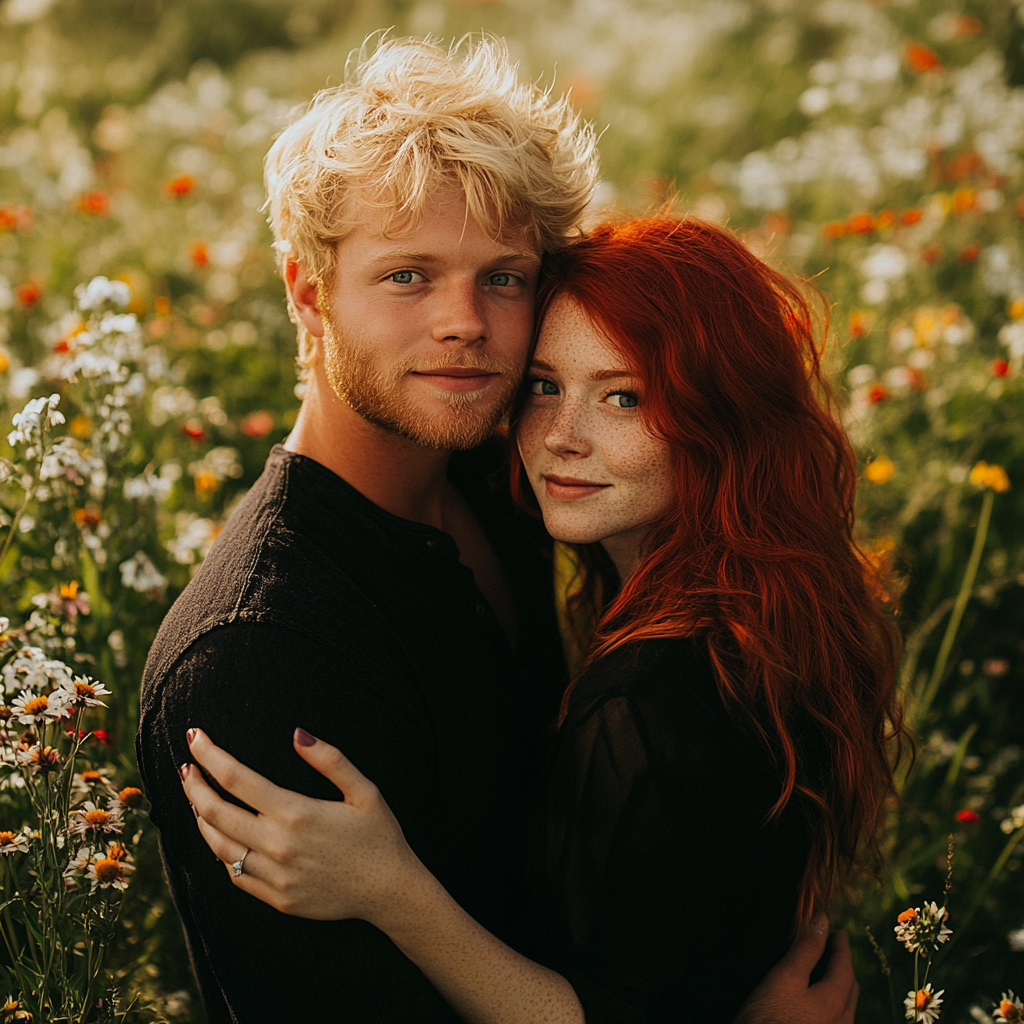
[180,219,903,1023]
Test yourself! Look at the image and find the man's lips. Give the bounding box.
[542,474,611,501]
[411,368,500,392]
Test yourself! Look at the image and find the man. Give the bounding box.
[138,37,857,1023]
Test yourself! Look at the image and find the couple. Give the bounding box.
[138,37,902,1023]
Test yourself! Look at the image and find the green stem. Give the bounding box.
[0,486,32,569]
[914,489,995,723]
[938,823,1024,961]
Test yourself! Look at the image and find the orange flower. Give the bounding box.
[180,420,206,442]
[74,506,101,529]
[0,351,9,373]
[154,296,171,316]
[17,280,42,306]
[193,470,219,498]
[76,191,110,216]
[191,242,210,267]
[897,908,919,924]
[959,244,980,263]
[952,188,976,213]
[69,415,92,439]
[118,787,144,809]
[875,209,896,229]
[0,204,32,231]
[906,42,942,73]
[993,360,1010,377]
[902,209,922,226]
[849,311,873,338]
[164,174,196,198]
[868,385,889,405]
[847,212,874,235]
[822,221,848,239]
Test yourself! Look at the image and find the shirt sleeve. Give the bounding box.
[539,647,807,1024]
[137,620,462,1024]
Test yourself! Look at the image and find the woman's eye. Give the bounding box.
[606,391,639,409]
[389,270,421,285]
[487,273,518,287]
[529,378,559,396]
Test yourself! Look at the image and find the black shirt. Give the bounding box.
[137,442,565,1024]
[533,638,812,1024]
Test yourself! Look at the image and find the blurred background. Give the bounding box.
[1,0,1022,1020]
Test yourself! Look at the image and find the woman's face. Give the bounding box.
[517,293,676,567]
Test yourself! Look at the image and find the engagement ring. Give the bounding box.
[231,850,249,878]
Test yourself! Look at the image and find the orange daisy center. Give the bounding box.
[119,787,143,808]
[916,990,929,1009]
[80,771,102,783]
[84,809,112,826]
[94,858,123,883]
[74,681,96,698]
[23,696,48,715]
[106,843,129,862]
[897,908,918,924]
[1000,1001,1018,1018]
[0,831,17,846]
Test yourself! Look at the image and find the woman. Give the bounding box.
[180,218,903,1022]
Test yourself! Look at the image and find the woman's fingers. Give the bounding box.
[180,762,266,851]
[187,728,293,814]
[293,727,375,803]
[195,811,250,869]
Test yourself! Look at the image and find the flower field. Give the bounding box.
[0,0,1022,1020]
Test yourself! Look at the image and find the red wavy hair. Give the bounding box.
[514,218,905,926]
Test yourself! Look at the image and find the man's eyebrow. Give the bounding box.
[367,248,541,265]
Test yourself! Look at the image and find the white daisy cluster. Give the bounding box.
[63,842,136,892]
[0,827,33,856]
[894,902,953,955]
[905,983,944,1023]
[7,393,64,455]
[73,276,130,311]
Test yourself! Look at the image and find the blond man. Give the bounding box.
[140,38,856,1023]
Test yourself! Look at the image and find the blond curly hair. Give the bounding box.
[265,35,598,362]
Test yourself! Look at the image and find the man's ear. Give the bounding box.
[286,261,325,339]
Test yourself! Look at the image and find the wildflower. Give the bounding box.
[902,209,922,226]
[952,188,976,214]
[193,469,219,497]
[15,745,61,775]
[960,244,980,263]
[76,192,110,216]
[848,213,874,234]
[71,768,116,801]
[10,689,67,726]
[69,800,124,836]
[63,845,94,881]
[894,902,952,954]
[993,360,1010,377]
[16,281,42,307]
[969,462,1011,493]
[240,409,274,438]
[1010,300,1024,320]
[869,384,889,404]
[0,204,32,231]
[57,581,91,621]
[995,992,1024,1024]
[88,855,134,891]
[191,242,210,267]
[1001,804,1024,834]
[904,984,943,1022]
[8,394,64,446]
[906,42,941,73]
[0,997,33,1021]
[58,676,110,710]
[118,786,144,809]
[91,729,114,747]
[823,221,847,239]
[73,506,101,529]
[74,276,130,310]
[181,420,206,441]
[0,829,31,855]
[955,809,981,824]
[154,295,171,315]
[164,174,196,198]
[865,458,895,484]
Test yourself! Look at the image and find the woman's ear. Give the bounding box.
[286,260,325,339]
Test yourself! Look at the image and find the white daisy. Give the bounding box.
[0,828,32,855]
[905,984,944,1022]
[10,689,68,726]
[15,745,61,775]
[894,902,952,954]
[69,800,123,836]
[87,853,134,891]
[58,676,111,710]
[63,845,95,882]
[995,990,1024,1024]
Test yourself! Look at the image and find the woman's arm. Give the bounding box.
[181,727,584,1024]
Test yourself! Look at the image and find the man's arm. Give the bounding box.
[737,914,859,1024]
[138,620,462,1023]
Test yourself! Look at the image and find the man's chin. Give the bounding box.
[361,400,504,452]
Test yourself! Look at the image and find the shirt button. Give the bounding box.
[475,603,487,616]
[426,539,439,550]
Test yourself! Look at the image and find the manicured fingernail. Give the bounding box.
[294,727,317,747]
[179,763,191,780]
[186,728,197,744]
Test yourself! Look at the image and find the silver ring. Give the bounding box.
[231,849,249,878]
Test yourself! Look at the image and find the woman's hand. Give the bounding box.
[180,727,423,924]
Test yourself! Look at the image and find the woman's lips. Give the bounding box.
[411,368,499,392]
[543,474,611,501]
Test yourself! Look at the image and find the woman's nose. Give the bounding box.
[545,400,592,458]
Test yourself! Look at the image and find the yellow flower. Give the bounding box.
[865,458,895,484]
[969,461,1011,493]
[0,351,9,374]
[193,470,219,498]
[1009,299,1024,321]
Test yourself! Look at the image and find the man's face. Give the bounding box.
[317,189,541,450]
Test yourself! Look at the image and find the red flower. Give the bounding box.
[902,209,922,226]
[240,410,275,438]
[869,385,889,404]
[17,280,42,307]
[822,221,848,239]
[993,360,1010,377]
[76,191,110,216]
[191,242,210,267]
[181,420,206,442]
[906,42,942,73]
[164,174,196,198]
[955,809,981,824]
[91,729,114,747]
[0,205,32,231]
[959,244,980,263]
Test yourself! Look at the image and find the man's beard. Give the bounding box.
[322,318,524,451]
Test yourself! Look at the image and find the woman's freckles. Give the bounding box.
[517,293,676,568]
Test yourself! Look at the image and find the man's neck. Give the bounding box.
[284,366,453,530]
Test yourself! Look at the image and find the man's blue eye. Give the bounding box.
[390,271,416,284]
[607,392,638,408]
[529,379,558,396]
[488,273,516,287]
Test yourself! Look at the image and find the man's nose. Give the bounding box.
[545,399,592,459]
[431,278,487,346]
